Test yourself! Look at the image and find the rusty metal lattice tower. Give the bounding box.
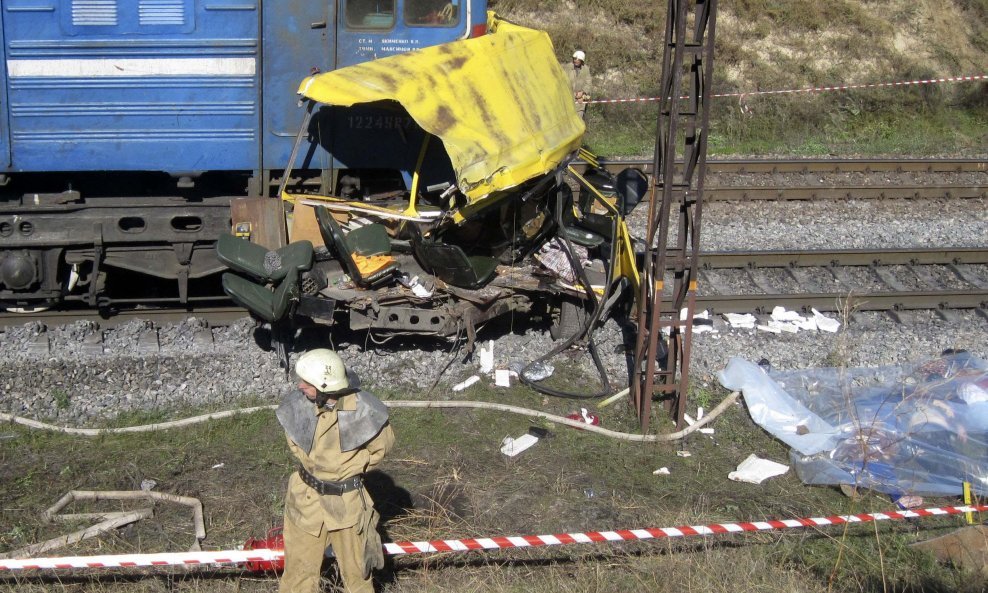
[631,0,717,432]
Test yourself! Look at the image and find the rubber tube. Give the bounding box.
[0,391,739,443]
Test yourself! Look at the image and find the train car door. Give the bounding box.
[0,15,9,169]
[261,0,336,172]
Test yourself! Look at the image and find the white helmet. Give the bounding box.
[572,50,586,61]
[295,349,349,393]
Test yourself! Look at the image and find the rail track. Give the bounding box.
[589,157,987,174]
[575,158,987,201]
[691,247,988,318]
[2,248,984,333]
[1,158,983,331]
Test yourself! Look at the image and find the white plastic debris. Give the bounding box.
[479,340,495,374]
[683,412,714,435]
[452,375,480,392]
[399,274,434,298]
[812,309,841,333]
[653,467,671,475]
[521,361,554,382]
[500,433,539,457]
[676,451,692,457]
[724,312,757,329]
[211,463,225,470]
[140,479,157,492]
[411,281,433,298]
[770,306,802,322]
[494,369,512,387]
[756,324,782,334]
[728,454,790,484]
[797,317,819,331]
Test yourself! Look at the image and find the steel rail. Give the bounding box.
[574,157,988,175]
[705,184,985,201]
[0,306,248,329]
[572,158,986,201]
[697,247,988,268]
[2,250,984,328]
[686,247,988,315]
[693,289,988,315]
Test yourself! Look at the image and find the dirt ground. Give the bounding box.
[1,365,984,592]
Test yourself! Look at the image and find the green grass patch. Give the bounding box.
[582,103,987,157]
[0,383,977,592]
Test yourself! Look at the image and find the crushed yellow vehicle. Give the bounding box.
[217,14,647,353]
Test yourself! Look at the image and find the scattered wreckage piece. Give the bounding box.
[2,490,206,559]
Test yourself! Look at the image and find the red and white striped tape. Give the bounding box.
[2,504,984,571]
[587,73,987,105]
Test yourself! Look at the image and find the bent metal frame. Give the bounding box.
[632,0,717,432]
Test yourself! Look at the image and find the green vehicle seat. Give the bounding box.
[221,271,299,323]
[557,189,606,248]
[314,206,398,288]
[413,240,499,290]
[216,233,314,282]
[215,234,314,323]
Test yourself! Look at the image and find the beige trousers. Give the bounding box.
[279,514,373,593]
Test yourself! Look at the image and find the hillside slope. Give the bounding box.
[491,0,987,155]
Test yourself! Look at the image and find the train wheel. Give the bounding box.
[1,301,52,313]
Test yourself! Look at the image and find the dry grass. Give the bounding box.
[490,0,988,156]
[1,366,981,592]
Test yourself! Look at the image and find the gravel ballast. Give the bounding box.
[1,180,986,426]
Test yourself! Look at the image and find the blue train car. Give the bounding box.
[0,0,487,309]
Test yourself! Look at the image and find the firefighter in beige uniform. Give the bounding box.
[277,348,395,593]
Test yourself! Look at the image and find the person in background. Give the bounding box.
[567,49,592,120]
[277,348,395,593]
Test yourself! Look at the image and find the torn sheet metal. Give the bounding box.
[719,353,988,496]
[296,14,584,203]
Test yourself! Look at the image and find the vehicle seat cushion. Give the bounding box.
[415,241,498,289]
[346,224,392,256]
[558,224,605,248]
[278,241,316,272]
[221,272,296,323]
[352,253,397,278]
[216,233,313,282]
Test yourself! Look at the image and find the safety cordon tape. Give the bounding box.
[2,504,985,572]
[587,73,987,105]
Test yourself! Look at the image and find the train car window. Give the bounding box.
[344,0,396,30]
[405,0,460,26]
[62,0,193,34]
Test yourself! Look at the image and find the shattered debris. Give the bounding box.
[728,454,790,484]
[500,433,539,457]
[452,375,480,392]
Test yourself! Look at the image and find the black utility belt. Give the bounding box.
[298,466,363,496]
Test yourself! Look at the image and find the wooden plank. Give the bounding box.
[288,202,324,246]
[230,198,286,250]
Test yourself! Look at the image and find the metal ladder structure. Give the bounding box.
[631,0,718,432]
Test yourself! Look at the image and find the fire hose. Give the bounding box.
[0,391,738,442]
